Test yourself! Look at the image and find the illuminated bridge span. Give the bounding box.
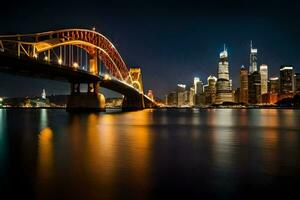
[0,28,157,111]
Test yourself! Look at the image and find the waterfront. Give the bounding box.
[1,108,300,199]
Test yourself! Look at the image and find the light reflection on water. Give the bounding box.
[1,108,300,199]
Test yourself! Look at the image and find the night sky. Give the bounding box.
[1,0,300,98]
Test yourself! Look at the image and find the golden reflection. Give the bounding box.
[87,113,116,186]
[281,109,296,128]
[261,129,279,175]
[259,109,279,128]
[239,109,248,126]
[211,109,235,170]
[125,125,151,186]
[84,110,151,197]
[37,127,54,184]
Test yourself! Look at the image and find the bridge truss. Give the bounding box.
[0,29,133,84]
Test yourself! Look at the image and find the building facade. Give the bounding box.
[280,65,294,94]
[204,75,217,105]
[249,41,258,74]
[216,46,233,104]
[260,64,268,95]
[248,71,261,104]
[239,66,248,104]
[269,77,280,94]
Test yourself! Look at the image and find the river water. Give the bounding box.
[0,108,300,199]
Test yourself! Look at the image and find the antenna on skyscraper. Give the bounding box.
[250,40,253,49]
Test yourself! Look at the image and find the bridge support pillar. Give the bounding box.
[66,82,105,112]
[122,93,145,111]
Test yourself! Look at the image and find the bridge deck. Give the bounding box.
[0,53,100,83]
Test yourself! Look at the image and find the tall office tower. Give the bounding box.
[249,41,258,74]
[177,84,186,107]
[260,64,268,94]
[193,77,200,94]
[239,66,248,104]
[194,79,205,106]
[216,45,233,103]
[189,87,195,106]
[166,92,177,106]
[204,75,217,104]
[248,71,261,104]
[280,65,294,94]
[295,73,300,93]
[269,77,280,94]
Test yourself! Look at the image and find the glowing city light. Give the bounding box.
[104,74,111,80]
[73,62,79,68]
[33,53,38,59]
[58,58,62,65]
[44,56,48,61]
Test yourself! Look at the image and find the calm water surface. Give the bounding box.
[0,108,300,199]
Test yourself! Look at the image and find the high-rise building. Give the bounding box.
[239,66,248,104]
[267,77,280,104]
[166,92,177,106]
[248,71,261,104]
[194,79,205,106]
[204,75,217,104]
[280,65,294,94]
[269,77,280,94]
[216,45,233,104]
[295,73,300,94]
[194,77,200,94]
[195,80,204,94]
[177,84,186,107]
[260,64,268,94]
[249,41,258,74]
[189,87,195,106]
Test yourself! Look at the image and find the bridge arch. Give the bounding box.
[0,28,133,84]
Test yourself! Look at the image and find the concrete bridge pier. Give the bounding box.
[122,93,145,111]
[66,82,105,112]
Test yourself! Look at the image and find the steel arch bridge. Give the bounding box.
[0,29,133,83]
[0,28,156,111]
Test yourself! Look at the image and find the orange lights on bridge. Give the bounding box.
[58,58,63,65]
[104,74,112,80]
[73,62,79,69]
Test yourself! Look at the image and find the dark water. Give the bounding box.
[0,108,300,199]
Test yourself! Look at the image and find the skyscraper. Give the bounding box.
[269,77,280,94]
[216,45,233,103]
[260,64,268,94]
[269,77,280,104]
[239,66,248,104]
[280,65,294,94]
[249,41,258,74]
[193,77,200,94]
[204,75,217,104]
[248,71,261,104]
[177,84,186,107]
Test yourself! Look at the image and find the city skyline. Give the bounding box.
[1,0,300,98]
